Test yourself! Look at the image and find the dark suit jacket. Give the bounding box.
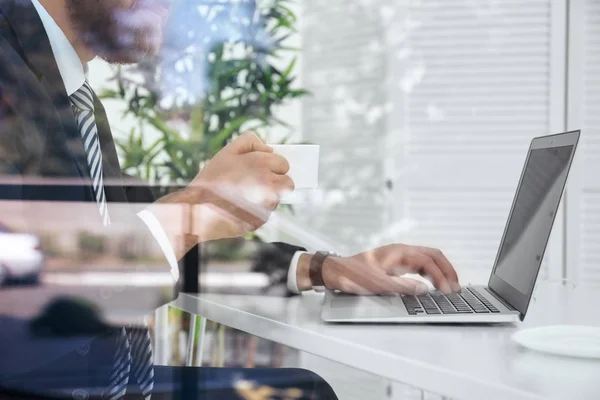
[0,0,304,396]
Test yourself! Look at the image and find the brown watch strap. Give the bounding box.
[309,251,330,288]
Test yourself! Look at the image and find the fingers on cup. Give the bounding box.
[246,152,289,175]
[264,198,280,211]
[268,153,291,175]
[275,174,295,194]
[235,131,273,154]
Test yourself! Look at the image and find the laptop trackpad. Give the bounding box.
[328,294,406,319]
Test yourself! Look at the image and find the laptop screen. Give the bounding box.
[492,145,574,296]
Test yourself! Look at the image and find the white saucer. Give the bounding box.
[512,325,600,359]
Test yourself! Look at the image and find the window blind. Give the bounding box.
[386,0,554,280]
[300,0,390,253]
[568,0,600,284]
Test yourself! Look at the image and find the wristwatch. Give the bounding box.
[309,251,340,292]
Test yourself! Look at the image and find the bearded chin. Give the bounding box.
[96,30,157,65]
[84,22,159,65]
[67,0,161,65]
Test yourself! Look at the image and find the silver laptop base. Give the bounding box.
[321,286,520,324]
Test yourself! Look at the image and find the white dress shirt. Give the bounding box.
[31,0,305,292]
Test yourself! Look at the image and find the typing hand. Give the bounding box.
[300,244,461,295]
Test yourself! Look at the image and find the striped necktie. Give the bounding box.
[103,326,155,400]
[70,82,155,400]
[70,80,110,226]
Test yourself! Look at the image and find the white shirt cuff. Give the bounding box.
[287,251,308,294]
[137,209,179,282]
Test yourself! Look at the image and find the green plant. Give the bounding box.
[39,233,61,258]
[100,1,308,354]
[206,237,257,261]
[100,0,308,189]
[77,231,106,258]
[115,234,145,261]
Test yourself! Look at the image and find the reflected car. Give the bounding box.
[0,224,44,286]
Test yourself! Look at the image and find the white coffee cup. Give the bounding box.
[270,144,320,201]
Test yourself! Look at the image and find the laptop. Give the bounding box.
[321,130,580,323]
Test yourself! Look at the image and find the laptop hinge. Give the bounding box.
[485,287,517,312]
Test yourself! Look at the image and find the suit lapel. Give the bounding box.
[40,74,92,182]
[2,0,93,191]
[3,0,130,204]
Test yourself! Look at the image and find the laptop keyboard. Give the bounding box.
[401,287,500,315]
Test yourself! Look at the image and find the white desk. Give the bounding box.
[171,282,600,400]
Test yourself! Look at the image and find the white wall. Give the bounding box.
[294,0,391,254]
[566,0,600,285]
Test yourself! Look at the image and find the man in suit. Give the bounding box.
[0,0,462,398]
